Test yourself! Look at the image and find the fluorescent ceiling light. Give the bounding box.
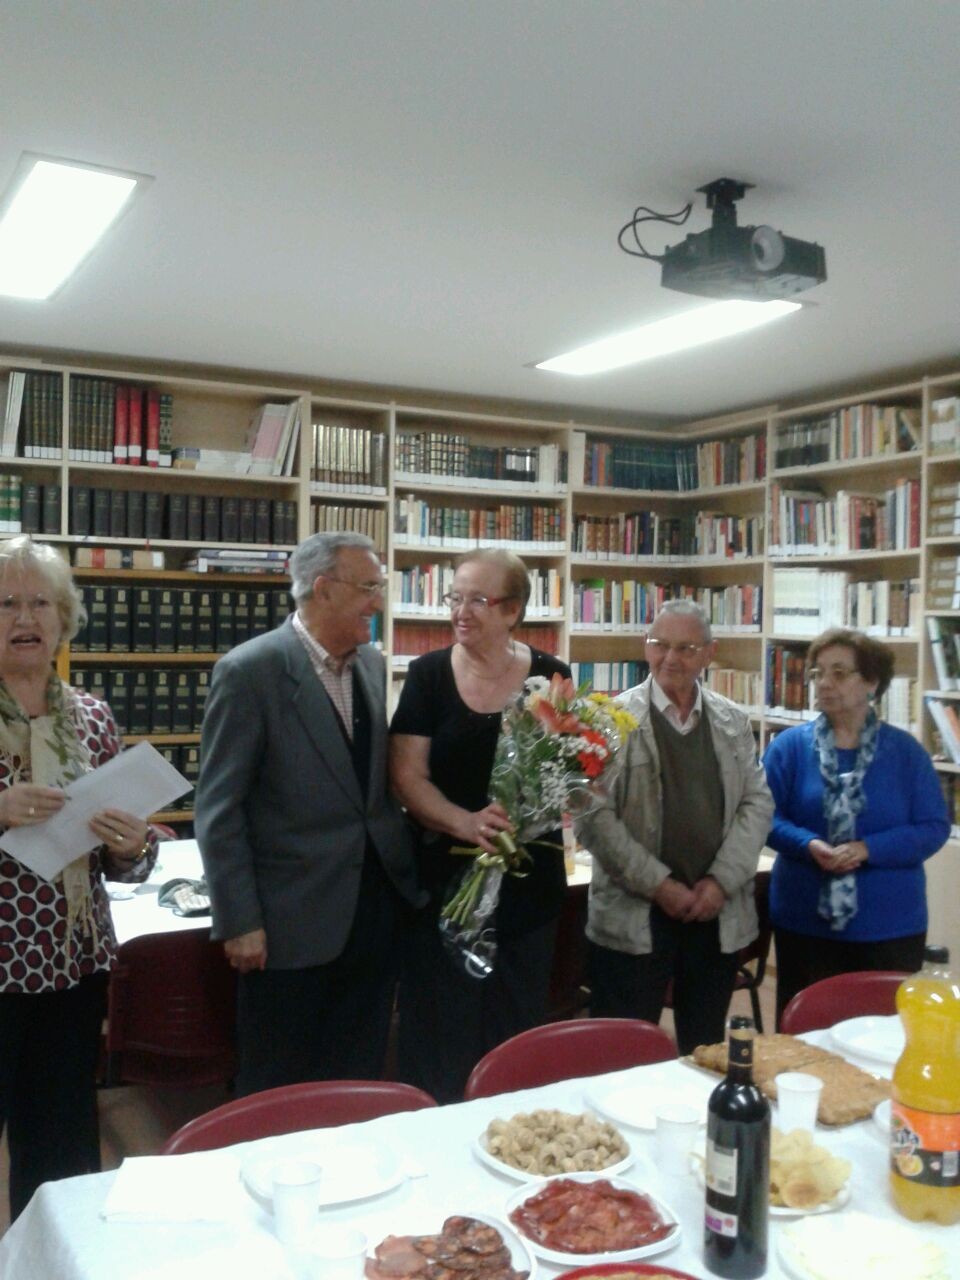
[536,299,801,375]
[0,155,149,300]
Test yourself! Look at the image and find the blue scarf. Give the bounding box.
[813,708,879,931]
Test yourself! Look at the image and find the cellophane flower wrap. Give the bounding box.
[439,674,637,979]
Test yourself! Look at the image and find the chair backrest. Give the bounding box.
[161,1080,438,1154]
[463,1017,677,1101]
[779,970,908,1035]
[105,929,237,1087]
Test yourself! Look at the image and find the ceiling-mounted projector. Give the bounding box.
[618,178,827,302]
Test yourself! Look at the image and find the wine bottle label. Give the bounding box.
[729,1036,753,1068]
[891,1103,960,1188]
[705,1138,738,1196]
[705,1206,738,1238]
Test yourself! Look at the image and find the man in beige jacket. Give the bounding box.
[578,600,773,1053]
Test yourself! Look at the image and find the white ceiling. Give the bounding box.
[1,0,958,424]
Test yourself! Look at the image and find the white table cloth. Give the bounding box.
[108,839,207,946]
[1,1035,954,1280]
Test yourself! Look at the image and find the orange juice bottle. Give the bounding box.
[890,945,960,1224]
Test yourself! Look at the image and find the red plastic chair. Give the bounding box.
[103,930,237,1087]
[463,1017,677,1101]
[161,1079,439,1154]
[779,970,908,1035]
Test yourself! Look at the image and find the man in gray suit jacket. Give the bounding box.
[196,532,422,1094]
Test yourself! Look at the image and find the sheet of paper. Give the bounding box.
[0,742,191,881]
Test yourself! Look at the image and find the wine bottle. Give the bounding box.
[703,1016,770,1279]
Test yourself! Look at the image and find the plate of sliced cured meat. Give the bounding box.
[504,1173,681,1267]
[557,1264,703,1280]
[365,1212,537,1280]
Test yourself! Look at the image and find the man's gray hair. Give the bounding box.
[654,598,713,643]
[289,531,376,603]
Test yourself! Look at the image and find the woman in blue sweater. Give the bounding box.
[763,628,949,1025]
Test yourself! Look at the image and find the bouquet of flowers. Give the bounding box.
[440,674,637,978]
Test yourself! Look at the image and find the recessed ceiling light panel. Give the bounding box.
[0,153,151,300]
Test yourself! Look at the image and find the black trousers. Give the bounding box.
[774,926,926,1027]
[397,910,558,1105]
[235,850,405,1096]
[588,906,739,1055]
[0,971,108,1222]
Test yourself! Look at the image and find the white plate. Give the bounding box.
[872,1098,892,1140]
[585,1082,708,1132]
[368,1211,537,1280]
[828,1015,904,1066]
[777,1211,950,1280]
[504,1172,680,1266]
[693,1163,850,1217]
[473,1128,634,1183]
[241,1137,403,1209]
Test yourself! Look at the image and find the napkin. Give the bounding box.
[102,1151,250,1223]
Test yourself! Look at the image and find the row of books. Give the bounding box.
[311,419,386,492]
[925,617,960,691]
[771,568,921,637]
[570,430,766,492]
[773,403,920,469]
[391,564,564,618]
[74,666,210,737]
[391,623,560,664]
[181,550,290,575]
[570,580,762,632]
[928,397,960,455]
[925,695,960,764]
[571,511,765,561]
[1,371,61,459]
[702,666,762,711]
[395,431,566,492]
[69,380,173,466]
[66,488,298,545]
[73,585,293,653]
[247,402,301,476]
[927,478,960,537]
[393,497,565,551]
[153,743,200,810]
[569,661,649,695]
[311,502,387,550]
[769,480,921,555]
[766,641,917,729]
[928,556,960,610]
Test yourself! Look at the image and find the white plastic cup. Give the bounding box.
[272,1158,323,1245]
[655,1102,701,1176]
[291,1225,368,1280]
[774,1071,823,1133]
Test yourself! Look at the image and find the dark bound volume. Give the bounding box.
[271,499,286,544]
[171,672,194,733]
[128,671,151,736]
[233,590,251,645]
[126,489,145,540]
[132,587,156,652]
[180,745,201,802]
[270,588,291,630]
[21,482,41,534]
[106,670,131,736]
[214,590,235,653]
[107,586,132,652]
[254,497,272,544]
[144,491,165,539]
[155,588,176,652]
[176,589,196,651]
[84,669,108,704]
[150,669,173,733]
[72,585,90,652]
[286,499,298,544]
[42,484,61,535]
[192,670,211,726]
[92,488,111,537]
[109,488,127,538]
[195,591,215,651]
[70,486,92,537]
[221,495,240,543]
[238,497,256,543]
[186,494,204,542]
[251,590,271,636]
[86,587,109,652]
[203,494,221,543]
[167,492,187,541]
[72,669,88,695]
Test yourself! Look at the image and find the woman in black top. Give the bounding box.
[390,548,570,1101]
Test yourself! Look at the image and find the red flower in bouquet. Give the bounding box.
[577,728,609,778]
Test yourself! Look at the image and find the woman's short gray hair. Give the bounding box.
[654,598,713,643]
[0,536,85,641]
[289,531,376,603]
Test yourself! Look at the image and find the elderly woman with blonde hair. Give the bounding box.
[0,536,159,1221]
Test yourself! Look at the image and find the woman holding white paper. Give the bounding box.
[0,536,158,1222]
